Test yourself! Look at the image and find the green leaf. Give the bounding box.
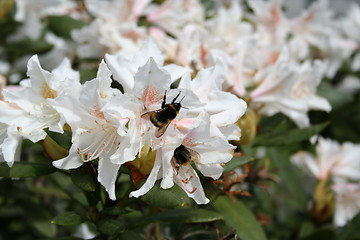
[80,69,97,84]
[51,212,83,226]
[101,207,132,216]
[97,219,126,236]
[267,148,307,209]
[6,38,53,59]
[0,162,56,178]
[141,181,192,208]
[46,129,72,151]
[32,220,57,238]
[223,155,254,173]
[212,196,267,240]
[47,15,85,39]
[300,228,335,240]
[338,213,360,240]
[143,208,223,223]
[318,82,353,109]
[70,164,97,192]
[252,122,328,147]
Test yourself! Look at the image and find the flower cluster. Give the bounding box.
[1,0,360,233]
[0,40,246,204]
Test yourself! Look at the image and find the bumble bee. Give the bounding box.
[141,91,186,138]
[172,144,200,173]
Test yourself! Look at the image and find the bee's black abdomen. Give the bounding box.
[174,145,191,165]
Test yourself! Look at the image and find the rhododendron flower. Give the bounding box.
[72,0,151,57]
[130,113,235,204]
[2,55,80,143]
[291,137,360,182]
[50,60,128,200]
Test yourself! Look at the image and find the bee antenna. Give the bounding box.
[172,91,181,103]
[179,96,185,103]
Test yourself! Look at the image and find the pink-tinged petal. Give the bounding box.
[133,58,171,108]
[98,157,121,200]
[133,0,151,17]
[130,150,162,198]
[175,165,209,204]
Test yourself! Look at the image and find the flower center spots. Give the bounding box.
[91,105,106,119]
[40,82,57,99]
[142,85,162,108]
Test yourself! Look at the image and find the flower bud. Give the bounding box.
[234,108,259,145]
[310,180,335,223]
[126,144,156,185]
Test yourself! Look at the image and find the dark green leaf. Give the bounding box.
[143,208,223,224]
[267,148,307,209]
[338,213,360,240]
[47,15,85,39]
[70,164,97,192]
[212,196,267,240]
[141,181,192,208]
[32,220,57,238]
[80,69,97,84]
[300,228,335,240]
[6,38,53,59]
[51,212,83,226]
[46,129,72,151]
[223,155,254,173]
[252,122,328,147]
[318,82,353,109]
[101,207,132,215]
[0,162,56,178]
[97,219,126,236]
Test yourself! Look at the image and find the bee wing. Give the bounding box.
[155,120,171,138]
[186,147,201,163]
[141,111,153,120]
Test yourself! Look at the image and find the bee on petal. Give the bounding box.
[141,91,186,137]
[171,144,200,174]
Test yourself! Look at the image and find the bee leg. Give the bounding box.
[162,90,167,108]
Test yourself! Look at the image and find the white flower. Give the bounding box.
[179,59,247,140]
[72,0,151,58]
[13,0,77,40]
[290,60,331,124]
[287,0,357,77]
[291,137,360,182]
[249,49,309,127]
[333,183,360,227]
[2,55,80,143]
[146,0,204,38]
[130,113,235,204]
[104,57,197,165]
[105,38,189,93]
[0,102,24,167]
[50,60,128,200]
